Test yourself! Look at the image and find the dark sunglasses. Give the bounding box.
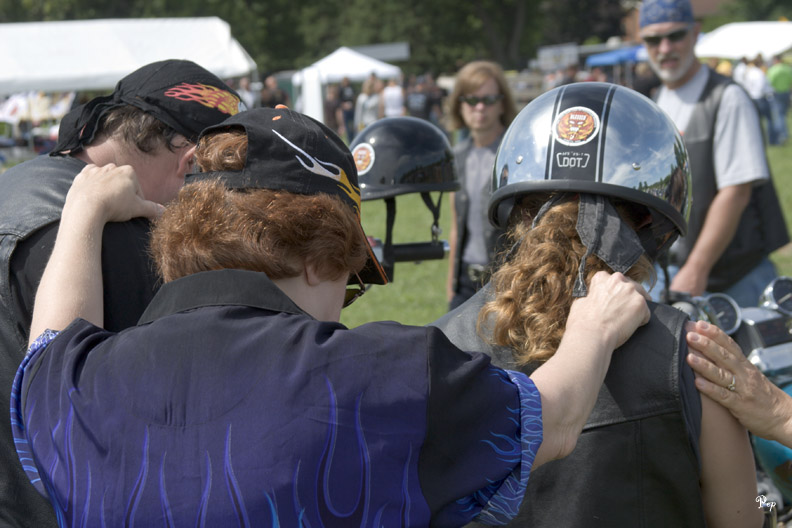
[343,271,367,308]
[459,94,503,106]
[642,26,692,47]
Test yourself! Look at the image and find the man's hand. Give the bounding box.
[568,271,651,351]
[669,262,708,297]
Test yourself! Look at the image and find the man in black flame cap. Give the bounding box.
[0,59,241,527]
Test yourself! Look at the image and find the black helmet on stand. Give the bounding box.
[489,82,691,260]
[352,116,457,199]
[350,117,459,281]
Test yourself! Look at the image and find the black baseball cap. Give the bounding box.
[54,59,243,154]
[188,106,389,286]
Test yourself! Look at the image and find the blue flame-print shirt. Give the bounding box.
[11,269,542,527]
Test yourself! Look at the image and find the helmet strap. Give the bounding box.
[531,194,567,229]
[573,193,645,297]
[383,197,396,281]
[420,192,444,244]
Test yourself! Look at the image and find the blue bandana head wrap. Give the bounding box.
[639,0,694,28]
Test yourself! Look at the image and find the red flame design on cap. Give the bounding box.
[164,83,240,116]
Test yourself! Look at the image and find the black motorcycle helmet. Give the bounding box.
[351,116,458,200]
[489,82,691,260]
[350,117,460,280]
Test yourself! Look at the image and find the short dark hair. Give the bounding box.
[97,105,184,154]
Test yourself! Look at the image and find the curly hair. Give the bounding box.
[193,129,247,171]
[447,60,518,131]
[477,196,654,366]
[149,129,367,283]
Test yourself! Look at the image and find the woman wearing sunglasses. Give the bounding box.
[446,60,518,311]
[12,107,652,526]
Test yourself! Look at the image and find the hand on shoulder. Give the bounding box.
[568,271,650,351]
[67,164,164,224]
[686,320,792,446]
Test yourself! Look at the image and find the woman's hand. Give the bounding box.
[568,271,651,351]
[29,164,164,343]
[686,320,792,446]
[66,164,164,223]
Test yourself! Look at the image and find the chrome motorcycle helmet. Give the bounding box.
[489,82,691,260]
[350,116,458,201]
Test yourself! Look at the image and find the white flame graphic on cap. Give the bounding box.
[272,129,360,209]
[273,129,341,180]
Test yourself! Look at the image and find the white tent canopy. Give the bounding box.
[695,21,792,60]
[291,46,402,123]
[0,17,257,96]
[291,47,402,86]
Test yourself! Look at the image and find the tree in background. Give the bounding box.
[0,0,779,76]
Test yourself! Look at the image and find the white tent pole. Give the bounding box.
[301,67,324,123]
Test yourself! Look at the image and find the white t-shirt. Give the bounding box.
[461,144,498,265]
[382,85,405,118]
[743,65,772,99]
[732,62,747,88]
[655,65,769,190]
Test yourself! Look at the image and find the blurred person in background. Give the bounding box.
[715,58,733,77]
[382,77,406,118]
[767,55,791,144]
[338,76,356,142]
[406,75,432,121]
[260,74,291,108]
[744,55,779,145]
[446,60,517,310]
[324,83,345,139]
[733,57,748,87]
[354,76,383,134]
[236,76,256,109]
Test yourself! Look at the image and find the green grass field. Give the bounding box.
[341,114,792,328]
[767,120,792,276]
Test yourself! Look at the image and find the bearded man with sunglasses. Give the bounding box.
[446,60,518,310]
[639,0,788,306]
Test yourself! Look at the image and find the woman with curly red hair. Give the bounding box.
[435,82,761,528]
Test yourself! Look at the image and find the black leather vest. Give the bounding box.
[432,286,705,527]
[0,155,159,527]
[0,155,80,527]
[672,70,789,291]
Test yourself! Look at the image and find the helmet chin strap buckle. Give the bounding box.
[420,191,444,244]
